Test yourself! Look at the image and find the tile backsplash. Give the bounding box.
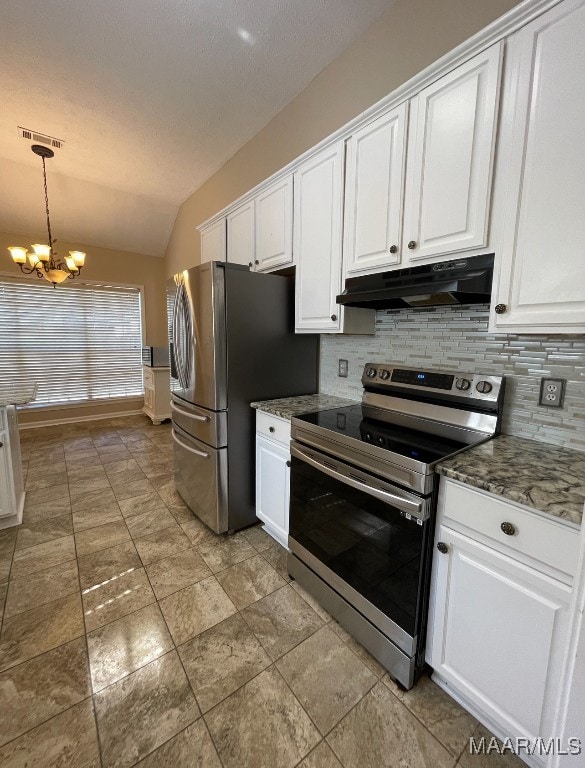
[319,305,585,452]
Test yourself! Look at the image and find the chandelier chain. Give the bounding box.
[41,156,54,253]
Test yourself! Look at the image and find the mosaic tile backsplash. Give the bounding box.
[319,305,585,452]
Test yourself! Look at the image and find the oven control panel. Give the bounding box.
[362,364,503,403]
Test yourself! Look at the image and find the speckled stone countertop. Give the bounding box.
[437,434,585,527]
[251,394,357,421]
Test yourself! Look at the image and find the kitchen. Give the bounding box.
[0,0,584,766]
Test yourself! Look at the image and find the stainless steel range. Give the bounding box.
[288,363,505,689]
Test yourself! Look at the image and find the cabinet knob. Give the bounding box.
[269,426,275,433]
[248,262,253,268]
[437,542,448,554]
[286,460,291,467]
[407,240,417,250]
[331,314,337,322]
[255,260,259,265]
[494,303,507,314]
[389,245,398,254]
[500,521,516,536]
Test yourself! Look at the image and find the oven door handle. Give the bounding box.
[291,444,427,520]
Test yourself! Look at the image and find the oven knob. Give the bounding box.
[379,369,390,380]
[366,367,377,378]
[476,380,493,394]
[455,378,471,391]
[376,436,385,447]
[365,432,372,441]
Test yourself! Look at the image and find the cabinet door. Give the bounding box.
[255,434,290,548]
[200,219,226,264]
[403,44,502,262]
[294,142,345,333]
[344,104,408,276]
[0,435,13,519]
[255,176,293,272]
[429,525,570,740]
[492,0,585,332]
[227,201,255,269]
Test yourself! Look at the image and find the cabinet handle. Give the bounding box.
[500,521,516,536]
[269,426,275,433]
[331,314,337,322]
[389,245,398,254]
[407,240,417,250]
[494,303,507,314]
[436,542,448,554]
[286,460,291,467]
[255,259,260,265]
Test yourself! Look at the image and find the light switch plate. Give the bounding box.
[338,359,348,377]
[539,378,566,408]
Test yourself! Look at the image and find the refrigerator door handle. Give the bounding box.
[172,429,210,459]
[170,401,210,422]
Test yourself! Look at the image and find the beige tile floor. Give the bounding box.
[0,415,523,768]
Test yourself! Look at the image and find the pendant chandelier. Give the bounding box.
[8,144,86,286]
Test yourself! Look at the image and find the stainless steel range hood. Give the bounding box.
[336,254,494,310]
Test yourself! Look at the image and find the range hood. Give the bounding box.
[337,254,494,310]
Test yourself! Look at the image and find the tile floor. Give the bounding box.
[0,415,523,768]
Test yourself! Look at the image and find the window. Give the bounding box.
[0,278,143,407]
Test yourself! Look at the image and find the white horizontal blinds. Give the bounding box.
[0,279,143,406]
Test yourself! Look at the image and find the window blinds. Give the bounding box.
[0,278,143,407]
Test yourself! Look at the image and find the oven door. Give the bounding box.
[288,441,434,656]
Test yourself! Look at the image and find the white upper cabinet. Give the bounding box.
[200,219,226,264]
[255,176,294,272]
[344,104,408,276]
[403,44,502,263]
[491,0,585,332]
[294,142,345,333]
[226,200,255,268]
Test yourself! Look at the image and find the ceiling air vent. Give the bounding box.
[18,126,64,149]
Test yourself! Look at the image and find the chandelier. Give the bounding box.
[8,144,86,286]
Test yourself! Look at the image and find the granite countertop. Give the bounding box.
[437,434,585,527]
[251,394,357,420]
[0,383,38,407]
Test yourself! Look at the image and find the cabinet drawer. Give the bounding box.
[256,411,291,449]
[143,368,153,387]
[441,479,580,580]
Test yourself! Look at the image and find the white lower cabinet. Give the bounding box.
[427,480,576,764]
[0,406,25,528]
[255,412,291,547]
[142,366,171,425]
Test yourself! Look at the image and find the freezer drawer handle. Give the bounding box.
[172,429,210,459]
[291,444,426,520]
[170,401,210,422]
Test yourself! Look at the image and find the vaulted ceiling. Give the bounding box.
[0,0,394,257]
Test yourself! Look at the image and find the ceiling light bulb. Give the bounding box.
[8,246,28,264]
[31,243,51,262]
[65,256,79,271]
[69,250,86,267]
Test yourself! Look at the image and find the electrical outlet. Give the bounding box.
[538,378,566,408]
[338,359,348,378]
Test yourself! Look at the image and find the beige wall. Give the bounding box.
[1,230,167,425]
[165,0,522,277]
[0,230,167,345]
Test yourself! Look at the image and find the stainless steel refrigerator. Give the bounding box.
[168,262,319,533]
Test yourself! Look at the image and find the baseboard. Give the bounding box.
[19,408,144,430]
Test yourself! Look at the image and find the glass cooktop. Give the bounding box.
[294,405,469,466]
